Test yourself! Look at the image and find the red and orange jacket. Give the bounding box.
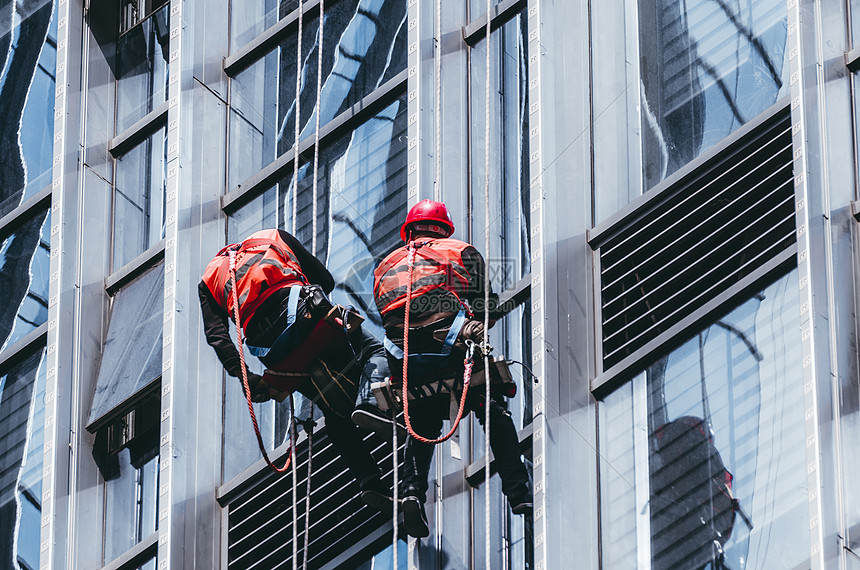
[199,229,333,378]
[373,237,506,332]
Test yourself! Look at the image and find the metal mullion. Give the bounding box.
[599,132,792,267]
[224,0,325,77]
[600,160,793,298]
[0,185,51,236]
[462,0,526,46]
[587,100,790,248]
[104,239,165,295]
[602,221,796,361]
[221,71,407,215]
[109,101,169,158]
[592,244,798,398]
[602,195,795,346]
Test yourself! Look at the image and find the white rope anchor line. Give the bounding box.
[391,395,399,567]
[312,0,324,256]
[291,0,306,235]
[483,0,492,567]
[290,394,299,570]
[434,0,442,201]
[303,2,326,566]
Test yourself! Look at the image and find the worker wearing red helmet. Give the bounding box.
[199,228,392,512]
[373,200,532,538]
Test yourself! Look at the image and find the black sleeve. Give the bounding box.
[198,280,244,378]
[278,230,335,293]
[461,246,512,322]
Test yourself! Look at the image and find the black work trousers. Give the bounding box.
[401,391,529,503]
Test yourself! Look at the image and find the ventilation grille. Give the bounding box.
[597,107,795,371]
[227,428,400,569]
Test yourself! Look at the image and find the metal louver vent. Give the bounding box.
[591,104,795,382]
[224,428,400,569]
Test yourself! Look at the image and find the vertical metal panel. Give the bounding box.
[41,0,86,568]
[787,0,835,567]
[527,1,600,569]
[160,0,231,567]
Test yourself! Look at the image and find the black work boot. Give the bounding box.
[401,495,430,538]
[359,476,393,513]
[509,490,533,516]
[351,404,407,440]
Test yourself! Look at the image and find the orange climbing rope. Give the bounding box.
[400,240,474,444]
[228,249,292,474]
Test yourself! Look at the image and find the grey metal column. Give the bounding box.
[527,0,600,569]
[160,0,230,567]
[40,1,86,568]
[788,0,860,568]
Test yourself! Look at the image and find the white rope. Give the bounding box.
[392,408,399,567]
[303,5,324,567]
[433,0,442,201]
[291,0,305,234]
[483,0,492,567]
[290,395,299,570]
[311,0,324,255]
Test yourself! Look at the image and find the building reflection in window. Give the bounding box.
[116,2,169,133]
[0,0,57,218]
[228,0,407,189]
[0,209,50,352]
[0,346,46,570]
[638,0,788,190]
[600,270,811,569]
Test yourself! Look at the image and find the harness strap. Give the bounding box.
[247,285,303,359]
[384,308,467,362]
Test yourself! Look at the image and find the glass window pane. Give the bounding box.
[228,0,407,188]
[469,13,530,293]
[0,209,50,351]
[352,540,408,570]
[230,0,299,53]
[88,265,164,428]
[638,0,788,190]
[113,127,167,270]
[116,4,170,133]
[224,95,407,479]
[600,269,811,569]
[0,0,57,218]
[104,449,160,563]
[0,346,46,570]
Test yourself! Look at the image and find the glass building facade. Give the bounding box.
[0,0,856,569]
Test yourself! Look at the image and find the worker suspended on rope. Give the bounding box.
[373,200,533,538]
[199,228,391,512]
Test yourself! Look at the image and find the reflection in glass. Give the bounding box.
[469,12,530,294]
[228,0,407,188]
[224,96,407,480]
[0,0,57,217]
[116,4,169,133]
[113,127,167,270]
[0,346,46,570]
[230,0,299,53]
[600,270,811,569]
[0,209,50,351]
[638,0,788,189]
[104,449,160,564]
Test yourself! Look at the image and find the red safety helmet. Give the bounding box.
[400,199,455,241]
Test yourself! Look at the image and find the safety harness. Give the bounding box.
[392,240,476,444]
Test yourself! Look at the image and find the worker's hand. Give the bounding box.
[244,373,271,402]
[459,320,486,343]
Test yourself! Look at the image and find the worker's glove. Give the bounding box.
[244,372,271,403]
[458,320,486,344]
